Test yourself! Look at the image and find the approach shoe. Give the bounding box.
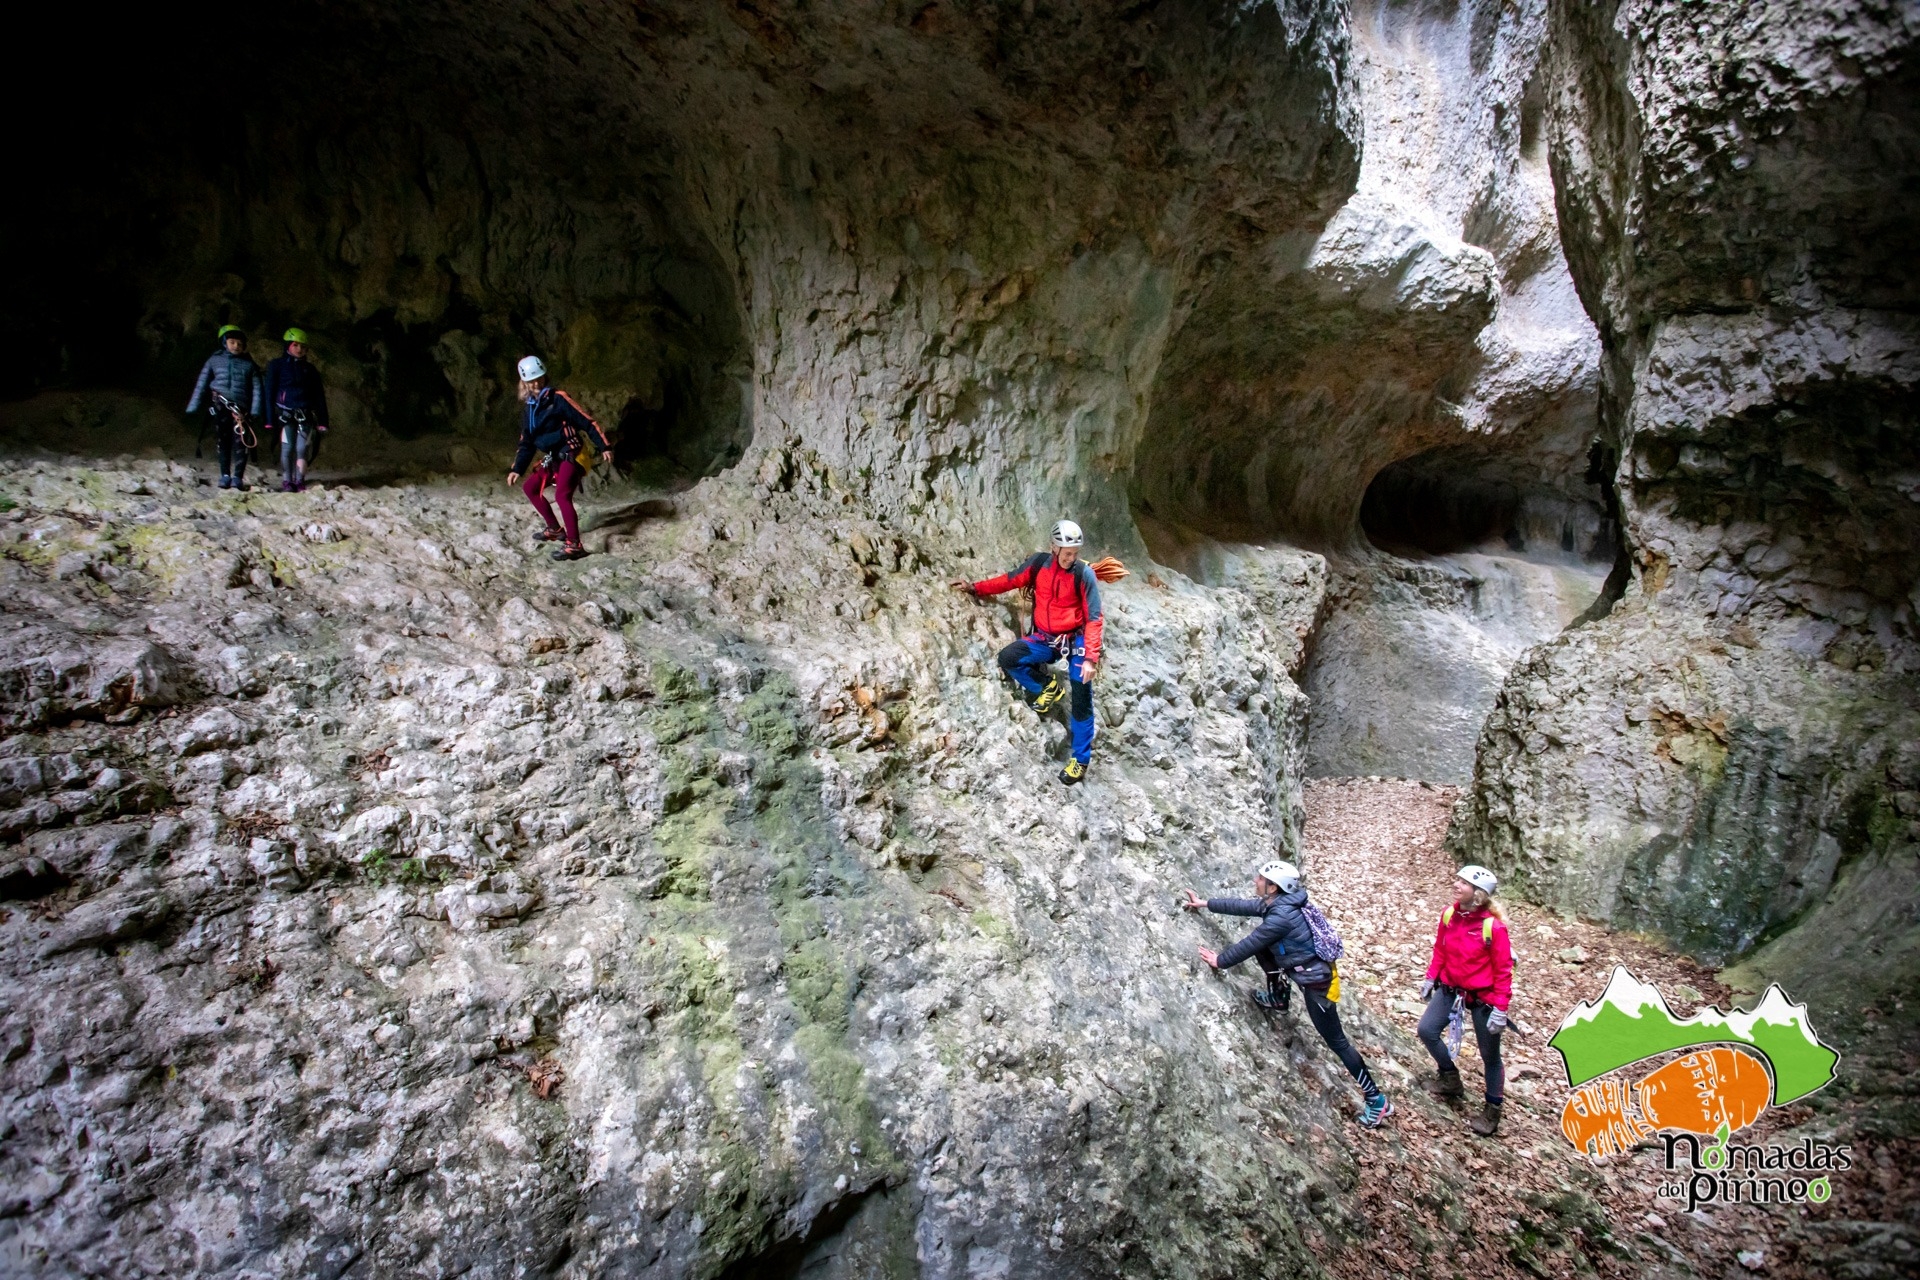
[535,526,565,542]
[552,542,588,562]
[1058,759,1086,787]
[279,479,295,492]
[218,475,232,489]
[1253,988,1291,1013]
[1033,675,1068,713]
[1359,1095,1395,1129]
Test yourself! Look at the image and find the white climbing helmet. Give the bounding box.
[517,355,547,381]
[1050,518,1084,548]
[1457,864,1499,894]
[1258,860,1301,893]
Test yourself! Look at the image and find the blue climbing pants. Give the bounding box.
[997,633,1096,764]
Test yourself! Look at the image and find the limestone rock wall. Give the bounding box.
[1449,0,1920,973]
[1134,0,1602,549]
[0,458,1370,1279]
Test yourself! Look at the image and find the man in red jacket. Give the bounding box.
[952,519,1105,786]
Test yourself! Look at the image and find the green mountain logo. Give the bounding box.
[1548,967,1839,1105]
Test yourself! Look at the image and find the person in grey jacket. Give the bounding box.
[1185,860,1393,1127]
[185,325,264,489]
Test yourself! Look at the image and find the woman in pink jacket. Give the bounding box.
[1417,864,1513,1136]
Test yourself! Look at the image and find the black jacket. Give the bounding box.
[186,349,263,417]
[264,354,330,424]
[1210,888,1332,986]
[511,388,610,474]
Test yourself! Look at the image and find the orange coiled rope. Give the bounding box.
[1089,555,1129,583]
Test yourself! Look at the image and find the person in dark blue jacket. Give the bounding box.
[1185,860,1393,1127]
[263,327,330,492]
[505,356,612,561]
[185,325,264,489]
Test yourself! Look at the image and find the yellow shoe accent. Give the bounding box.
[1059,760,1086,786]
[1034,675,1067,712]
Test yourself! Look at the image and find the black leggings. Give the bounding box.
[212,410,248,481]
[1260,956,1381,1100]
[1302,986,1381,1101]
[1416,986,1505,1103]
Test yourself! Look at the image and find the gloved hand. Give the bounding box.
[1418,978,1435,1001]
[1487,1008,1509,1035]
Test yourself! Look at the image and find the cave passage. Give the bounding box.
[4,3,750,479]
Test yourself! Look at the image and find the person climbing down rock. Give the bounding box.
[185,325,263,490]
[264,328,330,492]
[1417,864,1514,1137]
[1185,861,1394,1128]
[505,355,612,561]
[951,519,1106,786]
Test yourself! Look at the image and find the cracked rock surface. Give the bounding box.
[0,458,1381,1278]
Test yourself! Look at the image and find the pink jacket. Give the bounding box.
[1424,906,1513,1009]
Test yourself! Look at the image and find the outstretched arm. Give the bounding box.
[1215,914,1287,971]
[185,357,213,413]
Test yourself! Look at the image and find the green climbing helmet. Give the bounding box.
[217,324,246,341]
[283,327,310,345]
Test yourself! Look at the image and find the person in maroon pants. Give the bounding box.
[505,356,612,561]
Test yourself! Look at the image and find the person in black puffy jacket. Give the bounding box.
[1185,860,1393,1127]
[185,325,263,489]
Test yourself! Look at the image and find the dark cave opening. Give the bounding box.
[1359,454,1524,555]
[2,3,752,475]
[1359,446,1615,561]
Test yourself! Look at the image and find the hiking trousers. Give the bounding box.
[524,457,585,544]
[212,408,248,484]
[1277,965,1382,1102]
[998,633,1095,763]
[278,409,316,482]
[1416,985,1505,1104]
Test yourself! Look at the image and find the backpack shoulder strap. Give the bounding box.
[1441,905,1455,926]
[1482,918,1495,945]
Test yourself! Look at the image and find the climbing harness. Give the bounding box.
[210,389,258,450]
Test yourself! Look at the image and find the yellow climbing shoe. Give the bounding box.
[1059,760,1086,786]
[1034,675,1068,713]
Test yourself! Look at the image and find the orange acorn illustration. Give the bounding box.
[1637,1046,1772,1135]
[1559,1045,1772,1158]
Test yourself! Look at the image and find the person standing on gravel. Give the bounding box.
[1417,864,1514,1137]
[185,324,263,490]
[264,327,330,492]
[506,355,612,562]
[1184,861,1394,1128]
[950,519,1105,787]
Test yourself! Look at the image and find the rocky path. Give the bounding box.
[1299,777,1913,1280]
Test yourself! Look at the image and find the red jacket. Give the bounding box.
[972,553,1105,665]
[1425,905,1513,1009]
